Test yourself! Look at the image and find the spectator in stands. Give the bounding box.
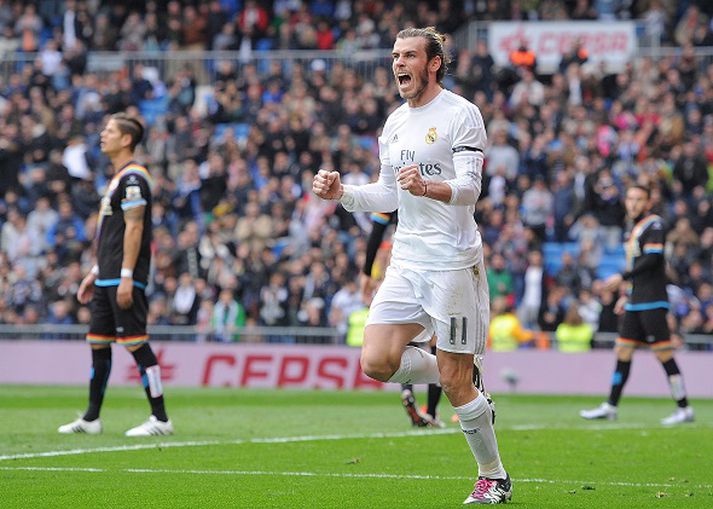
[172,272,201,325]
[212,288,246,342]
[518,250,545,328]
[486,129,519,180]
[489,296,534,351]
[47,299,76,326]
[521,176,553,242]
[555,304,593,352]
[510,69,545,107]
[552,170,575,242]
[1,208,37,264]
[487,252,514,305]
[587,172,624,249]
[555,252,582,295]
[46,200,87,263]
[539,284,567,332]
[559,38,589,72]
[508,40,537,74]
[260,271,289,328]
[673,139,709,197]
[329,278,363,342]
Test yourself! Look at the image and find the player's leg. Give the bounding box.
[84,344,113,421]
[424,344,444,426]
[115,287,173,436]
[59,286,115,434]
[400,382,429,427]
[430,264,510,504]
[360,266,440,385]
[645,310,695,424]
[580,311,640,420]
[438,350,510,504]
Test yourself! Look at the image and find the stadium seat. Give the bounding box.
[139,97,169,127]
[214,123,250,144]
[543,242,580,275]
[596,253,626,279]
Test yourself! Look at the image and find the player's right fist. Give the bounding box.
[312,169,343,200]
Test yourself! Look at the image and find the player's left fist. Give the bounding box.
[397,164,426,196]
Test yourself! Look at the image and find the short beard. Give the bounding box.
[400,67,430,103]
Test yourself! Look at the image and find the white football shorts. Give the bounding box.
[366,261,490,355]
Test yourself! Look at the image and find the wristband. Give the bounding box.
[120,268,134,278]
[422,181,428,197]
[90,265,99,276]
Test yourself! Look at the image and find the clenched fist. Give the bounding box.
[312,169,344,200]
[396,164,427,197]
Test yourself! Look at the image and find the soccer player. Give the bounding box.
[58,113,173,437]
[313,27,511,505]
[362,211,444,428]
[580,185,694,425]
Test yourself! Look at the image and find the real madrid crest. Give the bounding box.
[425,127,437,144]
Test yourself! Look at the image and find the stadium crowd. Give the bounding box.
[4,0,710,57]
[0,1,712,346]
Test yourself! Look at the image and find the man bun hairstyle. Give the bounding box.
[112,112,145,151]
[396,26,451,84]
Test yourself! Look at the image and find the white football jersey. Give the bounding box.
[379,89,487,271]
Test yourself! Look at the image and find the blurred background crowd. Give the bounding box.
[0,0,712,348]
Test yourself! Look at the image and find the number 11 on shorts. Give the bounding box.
[449,316,467,345]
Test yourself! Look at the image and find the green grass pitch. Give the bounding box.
[1,386,712,508]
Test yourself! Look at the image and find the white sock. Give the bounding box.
[454,393,506,479]
[387,346,440,384]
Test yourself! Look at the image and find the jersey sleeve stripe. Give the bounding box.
[370,212,391,225]
[121,199,148,210]
[120,165,154,189]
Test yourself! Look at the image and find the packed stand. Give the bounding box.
[0,1,712,348]
[2,0,694,57]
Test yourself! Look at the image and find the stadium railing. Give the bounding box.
[1,324,710,350]
[0,324,343,344]
[3,35,713,85]
[0,49,393,85]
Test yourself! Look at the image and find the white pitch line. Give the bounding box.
[0,440,223,462]
[1,466,711,490]
[0,428,458,462]
[0,422,679,462]
[508,423,648,431]
[0,466,104,473]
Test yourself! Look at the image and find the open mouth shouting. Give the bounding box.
[397,72,413,87]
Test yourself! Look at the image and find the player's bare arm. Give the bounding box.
[603,273,623,292]
[77,269,97,305]
[117,204,145,309]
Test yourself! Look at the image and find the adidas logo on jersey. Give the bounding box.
[390,133,398,143]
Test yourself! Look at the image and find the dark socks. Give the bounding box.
[661,358,689,408]
[130,344,168,422]
[427,345,442,418]
[607,360,631,407]
[426,383,442,418]
[84,347,112,422]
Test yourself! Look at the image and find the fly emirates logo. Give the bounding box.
[396,149,443,176]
